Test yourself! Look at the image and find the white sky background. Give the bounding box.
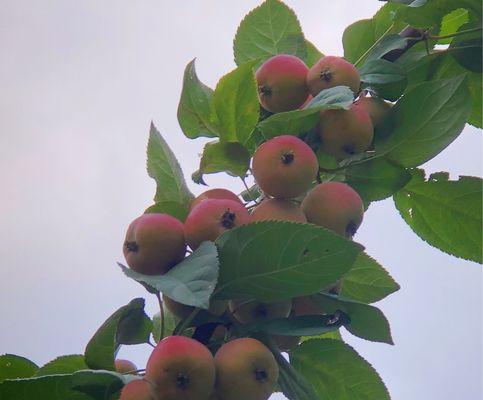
[0,1,481,399]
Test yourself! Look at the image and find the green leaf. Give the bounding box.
[233,0,306,66]
[177,59,217,139]
[120,241,219,309]
[359,58,408,100]
[311,293,394,344]
[35,355,88,377]
[147,123,194,206]
[239,184,262,203]
[144,201,190,223]
[84,298,150,370]
[214,221,364,301]
[0,355,38,383]
[211,61,260,144]
[71,369,127,399]
[0,374,90,400]
[431,52,482,128]
[394,173,482,263]
[257,86,354,139]
[195,141,250,180]
[267,342,318,400]
[345,158,411,202]
[305,40,323,67]
[342,3,406,64]
[438,8,469,44]
[375,75,471,167]
[342,253,400,303]
[365,34,408,62]
[396,0,482,29]
[449,22,482,73]
[242,313,348,337]
[291,339,390,400]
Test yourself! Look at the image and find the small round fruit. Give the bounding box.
[119,379,155,400]
[146,336,216,400]
[123,213,187,275]
[215,338,279,400]
[190,189,242,211]
[115,359,137,374]
[252,135,318,199]
[307,56,360,96]
[317,104,374,160]
[251,198,307,223]
[355,96,392,127]
[185,199,250,250]
[163,294,227,320]
[256,54,309,113]
[229,299,292,324]
[302,181,364,237]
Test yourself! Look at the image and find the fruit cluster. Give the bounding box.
[121,54,392,400]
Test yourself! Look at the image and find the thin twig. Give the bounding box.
[354,22,395,67]
[155,291,165,340]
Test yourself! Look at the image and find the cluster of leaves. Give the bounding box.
[1,1,481,400]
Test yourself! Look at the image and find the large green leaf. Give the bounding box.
[305,40,323,67]
[177,59,217,139]
[257,86,354,139]
[345,158,411,203]
[396,0,482,29]
[211,61,260,144]
[449,22,482,73]
[342,3,406,64]
[311,293,393,344]
[0,355,38,383]
[291,339,390,400]
[242,314,348,337]
[0,374,90,400]
[214,221,364,301]
[394,172,482,263]
[375,75,471,167]
[195,141,250,180]
[359,58,407,100]
[71,370,128,400]
[147,123,194,205]
[35,355,88,377]
[233,0,306,66]
[438,8,469,44]
[120,241,219,309]
[342,253,400,303]
[431,52,482,128]
[84,298,151,370]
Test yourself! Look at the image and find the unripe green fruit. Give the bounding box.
[163,294,227,319]
[252,135,318,199]
[256,54,309,113]
[307,56,360,96]
[214,338,279,400]
[123,213,187,275]
[317,104,374,160]
[115,359,138,374]
[251,198,307,223]
[190,188,242,211]
[355,96,392,127]
[185,199,250,250]
[119,379,155,400]
[229,299,292,324]
[146,336,216,400]
[302,181,364,238]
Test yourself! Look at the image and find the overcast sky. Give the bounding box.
[0,1,481,399]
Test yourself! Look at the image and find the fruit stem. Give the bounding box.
[155,291,165,341]
[429,26,482,40]
[354,22,395,67]
[174,307,201,335]
[241,177,259,204]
